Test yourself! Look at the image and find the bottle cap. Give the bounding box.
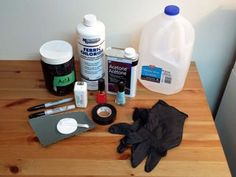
[40,40,73,65]
[83,14,97,27]
[124,47,136,59]
[118,81,125,92]
[164,5,180,16]
[98,78,105,91]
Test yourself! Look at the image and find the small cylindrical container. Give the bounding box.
[74,81,88,108]
[76,14,105,90]
[115,81,126,105]
[40,40,76,95]
[96,78,107,104]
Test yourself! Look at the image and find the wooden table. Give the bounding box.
[0,61,231,177]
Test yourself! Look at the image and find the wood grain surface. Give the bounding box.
[0,61,231,177]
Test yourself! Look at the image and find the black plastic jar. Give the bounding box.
[40,40,76,96]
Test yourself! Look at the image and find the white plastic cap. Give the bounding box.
[57,118,78,134]
[40,40,73,65]
[74,81,87,91]
[124,47,136,59]
[83,14,97,27]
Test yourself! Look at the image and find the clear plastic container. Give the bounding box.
[138,5,195,94]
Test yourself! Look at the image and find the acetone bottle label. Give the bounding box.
[78,36,105,88]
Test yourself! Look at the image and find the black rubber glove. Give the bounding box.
[108,108,149,153]
[109,100,188,172]
[154,100,188,150]
[130,100,188,172]
[109,106,159,171]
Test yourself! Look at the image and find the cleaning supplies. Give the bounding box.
[76,14,105,90]
[138,5,195,94]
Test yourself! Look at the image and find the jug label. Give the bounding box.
[141,65,171,84]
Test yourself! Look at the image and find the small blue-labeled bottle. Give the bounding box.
[115,81,126,105]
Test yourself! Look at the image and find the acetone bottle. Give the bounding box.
[77,14,105,90]
[138,5,195,94]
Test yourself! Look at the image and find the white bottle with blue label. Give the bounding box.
[138,5,195,94]
[77,14,105,90]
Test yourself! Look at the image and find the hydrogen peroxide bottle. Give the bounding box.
[138,5,195,94]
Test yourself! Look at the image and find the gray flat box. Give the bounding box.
[28,112,95,147]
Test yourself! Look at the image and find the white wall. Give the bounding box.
[1,0,236,113]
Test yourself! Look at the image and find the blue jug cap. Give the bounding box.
[164,5,180,16]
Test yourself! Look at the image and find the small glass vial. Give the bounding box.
[115,81,126,105]
[96,78,107,104]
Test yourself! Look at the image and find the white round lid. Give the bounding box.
[83,14,97,27]
[40,40,73,65]
[124,47,137,59]
[57,118,78,135]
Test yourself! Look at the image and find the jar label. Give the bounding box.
[53,70,75,87]
[141,65,172,84]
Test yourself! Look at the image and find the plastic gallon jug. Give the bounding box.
[76,14,105,90]
[138,5,195,94]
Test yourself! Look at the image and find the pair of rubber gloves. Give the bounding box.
[108,100,188,172]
